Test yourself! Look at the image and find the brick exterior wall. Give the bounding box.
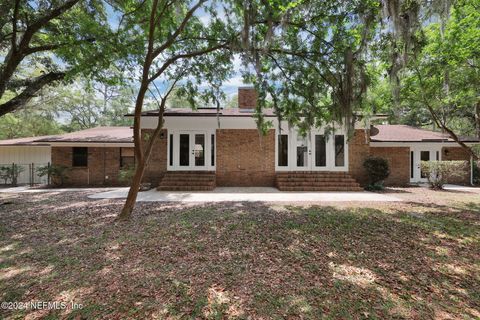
[348,129,371,186]
[238,88,257,109]
[142,129,168,185]
[370,147,410,186]
[442,146,471,184]
[216,129,275,186]
[51,146,134,186]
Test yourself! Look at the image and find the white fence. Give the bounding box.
[0,163,50,186]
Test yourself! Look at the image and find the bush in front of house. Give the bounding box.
[118,166,135,184]
[36,164,70,186]
[420,160,466,189]
[363,157,390,190]
[0,164,25,186]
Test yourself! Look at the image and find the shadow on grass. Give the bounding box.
[0,192,479,319]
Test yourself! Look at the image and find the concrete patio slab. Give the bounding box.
[88,187,402,202]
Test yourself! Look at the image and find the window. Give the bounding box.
[296,135,308,167]
[420,151,430,178]
[334,135,345,167]
[315,135,326,167]
[120,148,135,168]
[169,134,173,166]
[211,134,215,166]
[179,134,190,166]
[194,134,205,166]
[72,147,88,167]
[278,134,288,166]
[410,151,414,179]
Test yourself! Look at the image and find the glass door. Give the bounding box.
[294,133,310,170]
[193,133,206,167]
[410,147,441,183]
[175,131,208,170]
[420,150,430,179]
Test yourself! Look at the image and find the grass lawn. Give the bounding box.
[0,187,479,319]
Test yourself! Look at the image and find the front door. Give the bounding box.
[294,133,310,170]
[410,147,441,183]
[177,131,207,170]
[276,130,348,172]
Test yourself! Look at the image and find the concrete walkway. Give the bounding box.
[88,187,402,202]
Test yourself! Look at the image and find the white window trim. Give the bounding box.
[167,130,216,171]
[274,128,349,172]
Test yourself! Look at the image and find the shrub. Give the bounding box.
[420,161,466,189]
[363,157,390,188]
[118,166,135,184]
[0,164,25,186]
[36,165,70,186]
[473,161,480,186]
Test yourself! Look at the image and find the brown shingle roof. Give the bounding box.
[134,108,276,117]
[0,135,53,146]
[371,125,479,142]
[35,127,133,143]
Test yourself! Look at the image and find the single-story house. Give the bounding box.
[0,87,478,189]
[134,88,478,190]
[0,127,134,186]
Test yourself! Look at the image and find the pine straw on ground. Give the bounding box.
[0,187,479,319]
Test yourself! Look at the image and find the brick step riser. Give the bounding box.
[276,174,350,179]
[276,178,357,183]
[165,171,215,176]
[277,182,360,188]
[159,182,216,187]
[161,178,216,183]
[278,187,363,191]
[157,186,215,191]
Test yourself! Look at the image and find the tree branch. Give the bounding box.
[151,0,207,58]
[0,72,65,117]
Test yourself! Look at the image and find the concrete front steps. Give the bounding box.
[276,172,363,191]
[157,171,216,191]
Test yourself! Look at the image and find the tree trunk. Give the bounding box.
[116,156,147,221]
[117,112,164,221]
[475,101,480,140]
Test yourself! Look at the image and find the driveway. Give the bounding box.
[88,187,402,202]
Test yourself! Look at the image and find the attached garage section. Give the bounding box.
[0,145,51,185]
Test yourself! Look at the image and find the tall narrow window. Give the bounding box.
[410,151,414,179]
[420,151,430,178]
[296,135,308,167]
[315,135,326,167]
[278,135,288,166]
[211,134,215,166]
[72,147,88,167]
[194,134,205,166]
[169,134,173,166]
[334,135,345,167]
[436,151,439,161]
[120,148,135,168]
[179,134,190,166]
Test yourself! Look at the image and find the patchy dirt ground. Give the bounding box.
[0,187,479,319]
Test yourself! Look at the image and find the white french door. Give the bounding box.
[410,146,441,183]
[276,129,348,172]
[293,132,310,170]
[169,131,215,171]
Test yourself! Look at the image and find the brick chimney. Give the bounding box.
[238,87,257,110]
